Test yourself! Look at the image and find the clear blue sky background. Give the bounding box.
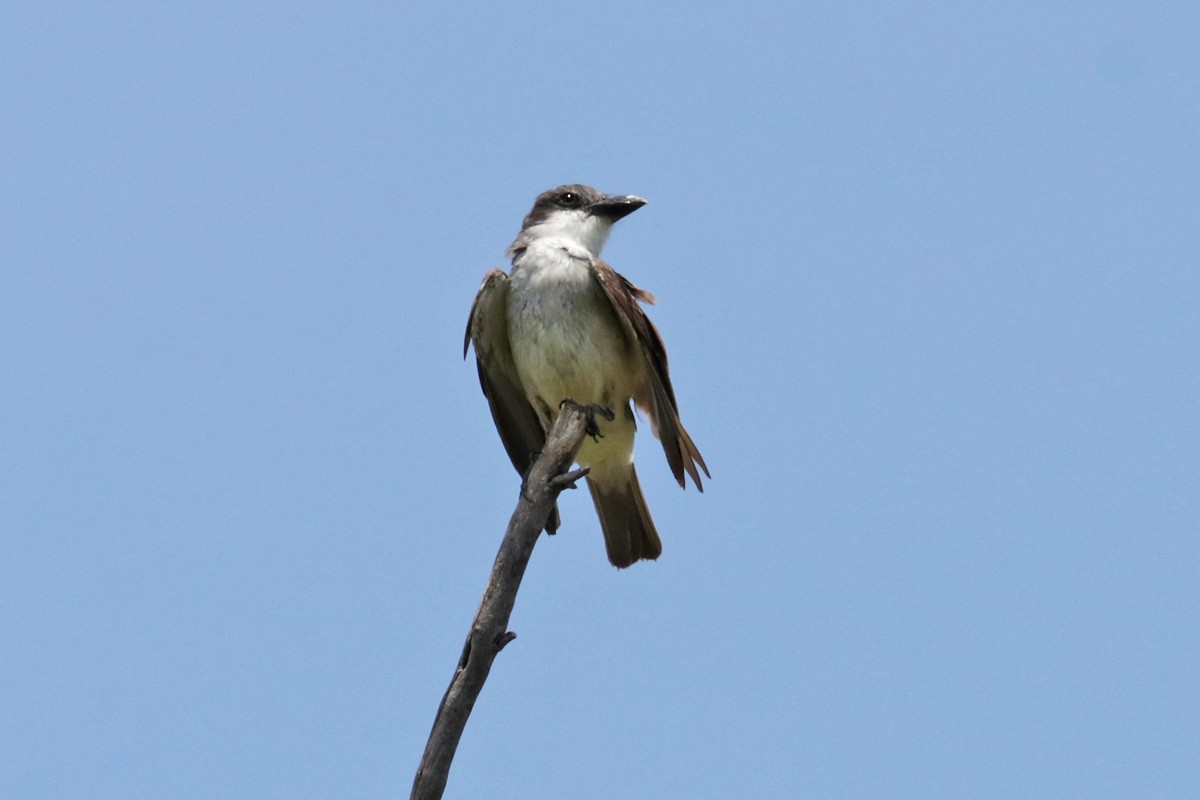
[3,3,1197,798]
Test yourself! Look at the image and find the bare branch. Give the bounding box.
[410,405,591,800]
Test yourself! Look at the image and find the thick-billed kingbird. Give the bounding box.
[465,184,708,568]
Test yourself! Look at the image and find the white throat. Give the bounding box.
[512,209,612,258]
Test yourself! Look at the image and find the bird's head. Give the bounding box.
[509,184,647,257]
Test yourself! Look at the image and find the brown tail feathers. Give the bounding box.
[587,464,662,568]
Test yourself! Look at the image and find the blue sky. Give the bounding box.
[3,2,1197,798]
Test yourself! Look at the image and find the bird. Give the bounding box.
[464,184,708,568]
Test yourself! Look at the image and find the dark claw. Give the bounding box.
[559,399,615,441]
[591,405,616,421]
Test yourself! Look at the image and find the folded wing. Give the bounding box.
[589,261,710,491]
[464,269,546,476]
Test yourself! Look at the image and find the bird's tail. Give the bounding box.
[587,464,662,568]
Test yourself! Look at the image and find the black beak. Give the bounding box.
[588,194,647,221]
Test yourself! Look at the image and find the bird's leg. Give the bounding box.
[559,399,615,441]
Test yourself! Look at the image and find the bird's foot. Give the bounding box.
[559,399,615,441]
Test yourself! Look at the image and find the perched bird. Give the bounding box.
[465,184,708,567]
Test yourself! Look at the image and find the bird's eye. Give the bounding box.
[559,192,579,208]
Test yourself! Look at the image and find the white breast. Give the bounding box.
[506,243,636,418]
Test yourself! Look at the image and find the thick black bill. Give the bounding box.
[588,194,647,221]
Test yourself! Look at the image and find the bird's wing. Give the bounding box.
[464,269,546,475]
[589,260,710,490]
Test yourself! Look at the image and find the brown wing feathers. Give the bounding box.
[590,261,710,491]
[465,270,546,476]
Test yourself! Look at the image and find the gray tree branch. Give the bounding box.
[410,405,591,800]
